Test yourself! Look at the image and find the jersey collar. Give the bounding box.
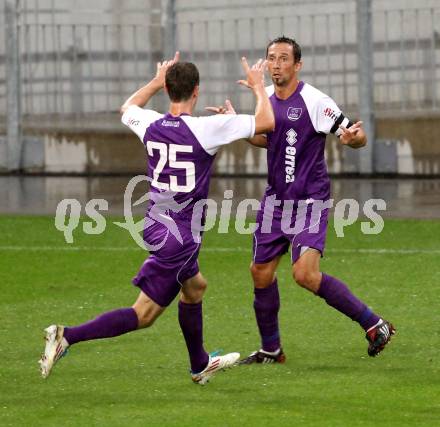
[274,80,304,102]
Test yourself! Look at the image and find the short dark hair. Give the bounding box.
[165,62,200,102]
[266,36,302,63]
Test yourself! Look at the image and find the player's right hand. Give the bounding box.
[237,57,267,90]
[205,99,236,115]
[154,51,180,87]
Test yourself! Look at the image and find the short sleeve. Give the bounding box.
[300,84,353,137]
[314,97,343,134]
[182,114,255,155]
[315,97,353,136]
[121,105,163,142]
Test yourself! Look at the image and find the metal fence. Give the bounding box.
[1,0,440,175]
[1,1,439,122]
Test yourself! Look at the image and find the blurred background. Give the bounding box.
[0,0,439,216]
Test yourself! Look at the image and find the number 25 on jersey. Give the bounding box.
[146,141,196,193]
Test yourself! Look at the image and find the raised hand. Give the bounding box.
[205,99,237,115]
[237,57,267,91]
[339,121,366,147]
[120,51,180,113]
[154,51,180,87]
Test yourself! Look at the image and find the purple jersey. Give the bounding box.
[122,106,255,218]
[264,81,351,202]
[122,106,255,306]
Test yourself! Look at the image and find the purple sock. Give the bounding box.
[318,273,380,331]
[178,301,209,373]
[63,308,139,345]
[254,279,281,352]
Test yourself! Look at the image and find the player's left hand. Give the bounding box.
[237,57,267,90]
[339,121,366,147]
[205,99,236,115]
[153,51,180,88]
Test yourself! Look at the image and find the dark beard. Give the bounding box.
[272,76,288,87]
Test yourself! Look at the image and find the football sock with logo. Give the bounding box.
[63,307,139,345]
[317,273,380,331]
[178,301,210,374]
[254,279,281,352]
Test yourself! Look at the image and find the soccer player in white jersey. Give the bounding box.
[211,36,395,364]
[39,53,275,384]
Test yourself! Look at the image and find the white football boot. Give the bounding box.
[191,352,240,385]
[38,325,69,378]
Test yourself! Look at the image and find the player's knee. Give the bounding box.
[135,308,157,328]
[250,263,273,288]
[182,277,207,303]
[293,268,320,290]
[194,278,207,299]
[192,277,207,295]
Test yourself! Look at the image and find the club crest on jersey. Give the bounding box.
[287,107,302,121]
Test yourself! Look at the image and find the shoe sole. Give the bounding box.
[39,326,64,378]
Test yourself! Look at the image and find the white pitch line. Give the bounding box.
[0,246,440,255]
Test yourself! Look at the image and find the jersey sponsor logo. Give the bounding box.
[286,128,297,146]
[128,118,140,126]
[287,107,302,121]
[323,107,338,121]
[161,119,180,128]
[285,129,297,183]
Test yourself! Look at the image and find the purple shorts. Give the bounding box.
[132,219,200,307]
[253,201,329,265]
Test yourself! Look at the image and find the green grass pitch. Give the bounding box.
[0,215,439,426]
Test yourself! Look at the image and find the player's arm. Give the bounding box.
[237,57,275,134]
[189,59,273,156]
[120,52,178,141]
[247,134,268,147]
[206,99,268,148]
[315,95,366,149]
[120,51,179,115]
[205,58,273,146]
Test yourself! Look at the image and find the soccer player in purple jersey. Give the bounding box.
[39,53,275,384]
[211,36,395,364]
